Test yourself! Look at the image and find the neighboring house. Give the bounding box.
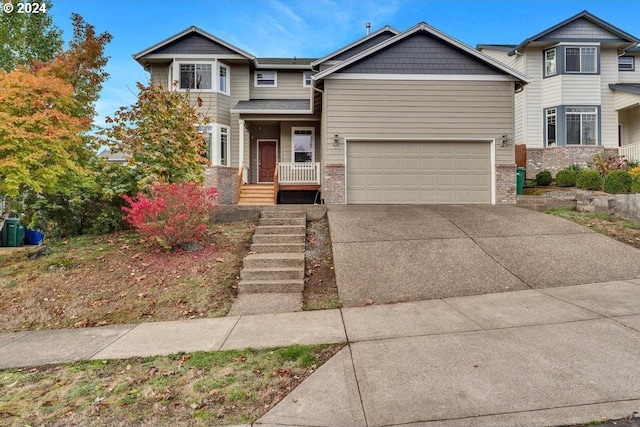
[97,148,130,164]
[133,22,529,205]
[478,10,640,176]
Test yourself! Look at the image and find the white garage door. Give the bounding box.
[347,140,492,204]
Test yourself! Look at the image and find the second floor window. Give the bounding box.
[303,71,313,87]
[565,47,597,73]
[619,56,635,71]
[180,64,212,90]
[255,71,277,87]
[545,49,556,77]
[219,64,229,94]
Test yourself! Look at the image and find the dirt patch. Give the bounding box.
[0,344,343,427]
[547,209,640,250]
[303,217,340,310]
[0,222,255,332]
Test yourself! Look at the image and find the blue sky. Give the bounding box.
[47,0,640,125]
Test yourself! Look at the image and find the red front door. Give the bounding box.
[258,140,277,182]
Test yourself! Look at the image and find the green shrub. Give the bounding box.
[554,169,577,187]
[603,170,633,194]
[535,170,552,186]
[576,170,603,190]
[523,179,537,188]
[568,163,584,174]
[632,175,640,193]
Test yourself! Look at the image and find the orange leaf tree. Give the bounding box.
[100,82,210,187]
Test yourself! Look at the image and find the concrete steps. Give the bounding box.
[229,209,307,315]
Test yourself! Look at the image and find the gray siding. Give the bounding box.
[338,33,503,75]
[323,79,515,164]
[332,31,396,60]
[229,64,250,167]
[154,33,238,55]
[250,70,311,99]
[542,17,623,40]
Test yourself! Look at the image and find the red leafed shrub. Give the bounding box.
[122,182,218,249]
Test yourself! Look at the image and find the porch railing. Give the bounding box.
[619,143,640,163]
[278,162,320,185]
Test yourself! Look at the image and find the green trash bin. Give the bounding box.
[1,218,24,247]
[516,167,527,195]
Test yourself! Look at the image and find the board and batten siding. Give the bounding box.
[250,70,311,99]
[323,79,515,165]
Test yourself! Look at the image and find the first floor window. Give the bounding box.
[566,107,597,145]
[180,63,212,89]
[545,108,557,146]
[292,128,314,162]
[198,125,213,161]
[220,126,229,166]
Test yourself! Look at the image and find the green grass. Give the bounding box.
[546,208,640,230]
[0,344,343,426]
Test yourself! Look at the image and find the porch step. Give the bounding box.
[240,267,304,281]
[228,293,303,316]
[238,184,275,206]
[259,217,306,226]
[237,279,304,294]
[243,253,304,269]
[250,243,306,253]
[253,234,305,244]
[254,225,306,235]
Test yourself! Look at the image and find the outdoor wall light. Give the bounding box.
[501,134,509,147]
[333,134,339,147]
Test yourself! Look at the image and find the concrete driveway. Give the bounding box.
[328,204,640,306]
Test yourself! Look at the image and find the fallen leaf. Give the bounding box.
[364,299,374,305]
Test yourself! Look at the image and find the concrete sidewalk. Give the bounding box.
[2,280,640,426]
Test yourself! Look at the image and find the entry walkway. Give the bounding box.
[2,280,640,426]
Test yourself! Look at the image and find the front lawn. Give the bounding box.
[0,344,342,426]
[546,209,640,250]
[0,222,255,332]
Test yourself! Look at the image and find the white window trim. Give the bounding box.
[303,71,313,87]
[291,127,315,162]
[619,56,635,72]
[544,48,556,77]
[218,125,230,166]
[255,71,277,87]
[564,46,597,74]
[218,63,230,96]
[173,60,231,95]
[198,124,231,166]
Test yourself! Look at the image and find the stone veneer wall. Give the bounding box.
[526,147,619,179]
[495,164,517,205]
[322,164,345,204]
[204,166,237,205]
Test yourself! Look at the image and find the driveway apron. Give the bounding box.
[327,204,640,306]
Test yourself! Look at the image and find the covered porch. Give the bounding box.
[231,100,321,205]
[611,84,640,162]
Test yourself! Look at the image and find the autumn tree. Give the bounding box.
[0,13,111,199]
[101,83,209,186]
[0,0,63,71]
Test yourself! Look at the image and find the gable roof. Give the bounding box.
[133,26,255,62]
[507,10,639,56]
[314,22,530,83]
[311,25,399,67]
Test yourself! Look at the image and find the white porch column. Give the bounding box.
[238,119,247,183]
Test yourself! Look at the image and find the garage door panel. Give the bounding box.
[347,141,491,204]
